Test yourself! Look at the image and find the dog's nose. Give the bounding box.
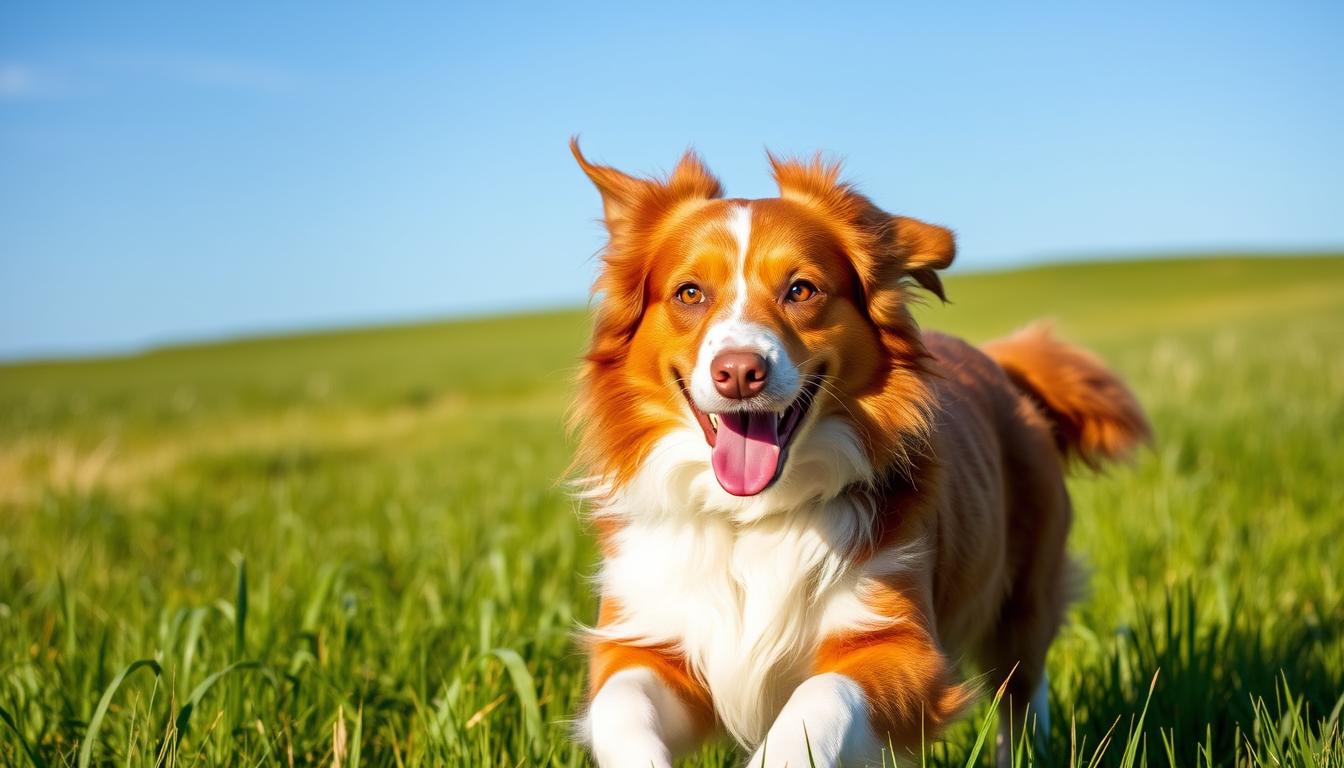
[712,350,769,400]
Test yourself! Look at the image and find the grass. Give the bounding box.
[1,254,1342,766]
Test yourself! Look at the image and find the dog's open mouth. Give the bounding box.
[678,373,823,497]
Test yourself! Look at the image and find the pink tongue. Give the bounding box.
[711,411,782,496]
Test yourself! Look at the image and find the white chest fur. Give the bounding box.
[581,422,915,746]
[594,499,891,747]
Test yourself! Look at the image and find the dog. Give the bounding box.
[569,139,1150,767]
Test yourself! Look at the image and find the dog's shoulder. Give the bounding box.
[920,330,1019,422]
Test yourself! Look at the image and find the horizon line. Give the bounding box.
[4,248,1341,368]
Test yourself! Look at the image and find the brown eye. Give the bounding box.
[787,280,818,302]
[676,283,705,305]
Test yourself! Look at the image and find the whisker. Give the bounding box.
[799,375,875,449]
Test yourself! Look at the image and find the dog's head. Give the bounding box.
[572,140,953,517]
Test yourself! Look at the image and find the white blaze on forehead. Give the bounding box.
[689,204,802,415]
[726,204,752,321]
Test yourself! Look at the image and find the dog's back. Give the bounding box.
[906,326,1149,744]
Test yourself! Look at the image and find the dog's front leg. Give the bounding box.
[747,672,878,767]
[586,667,700,768]
[751,585,969,767]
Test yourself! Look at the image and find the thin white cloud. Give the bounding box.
[0,56,299,100]
[162,55,298,93]
[0,64,36,99]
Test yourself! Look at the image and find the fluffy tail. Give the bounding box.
[983,323,1151,469]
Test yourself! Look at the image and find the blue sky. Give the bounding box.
[2,1,1341,360]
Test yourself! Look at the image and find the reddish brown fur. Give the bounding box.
[587,597,717,734]
[983,323,1152,468]
[814,574,973,746]
[571,140,1151,752]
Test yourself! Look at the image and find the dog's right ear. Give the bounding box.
[571,137,722,241]
[571,138,648,235]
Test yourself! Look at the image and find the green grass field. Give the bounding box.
[2,255,1343,767]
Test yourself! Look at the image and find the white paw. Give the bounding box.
[585,668,694,768]
[590,734,673,768]
[748,735,825,768]
[748,673,879,768]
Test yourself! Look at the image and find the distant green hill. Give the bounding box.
[4,255,1340,438]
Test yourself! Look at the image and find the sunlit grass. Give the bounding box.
[1,255,1342,766]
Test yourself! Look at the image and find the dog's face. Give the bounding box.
[631,198,886,497]
[573,142,954,511]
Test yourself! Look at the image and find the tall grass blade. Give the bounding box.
[0,703,46,768]
[178,607,209,699]
[965,668,1014,767]
[1119,670,1160,768]
[233,558,248,660]
[349,705,363,768]
[485,648,542,753]
[172,660,263,743]
[77,658,162,768]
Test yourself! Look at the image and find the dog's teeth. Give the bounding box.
[709,413,719,430]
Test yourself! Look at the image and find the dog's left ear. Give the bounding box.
[849,211,955,338]
[887,215,955,302]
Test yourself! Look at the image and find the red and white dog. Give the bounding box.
[570,140,1149,767]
